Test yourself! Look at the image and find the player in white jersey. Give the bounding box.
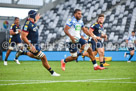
[61,9,105,71]
[124,31,136,62]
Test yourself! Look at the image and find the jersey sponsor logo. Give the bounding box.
[24,25,28,31]
[75,24,81,31]
[33,27,38,32]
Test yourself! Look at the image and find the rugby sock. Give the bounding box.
[103,58,106,63]
[100,62,104,67]
[128,55,133,61]
[77,53,82,56]
[21,51,27,55]
[5,58,7,61]
[126,52,130,55]
[64,59,67,63]
[48,68,54,74]
[92,60,98,67]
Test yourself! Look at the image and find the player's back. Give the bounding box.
[22,19,38,44]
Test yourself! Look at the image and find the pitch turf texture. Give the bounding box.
[0,61,136,91]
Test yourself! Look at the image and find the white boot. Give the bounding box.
[14,59,20,64]
[51,72,60,76]
[4,61,8,66]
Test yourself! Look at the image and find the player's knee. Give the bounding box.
[84,44,90,51]
[99,51,104,56]
[70,52,77,57]
[36,51,45,59]
[130,52,134,56]
[72,57,77,60]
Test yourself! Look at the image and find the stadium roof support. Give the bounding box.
[0,3,41,9]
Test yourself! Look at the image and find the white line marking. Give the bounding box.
[0,78,130,82]
[0,78,133,86]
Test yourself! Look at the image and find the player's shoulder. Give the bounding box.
[91,22,98,27]
[25,20,31,25]
[11,23,15,27]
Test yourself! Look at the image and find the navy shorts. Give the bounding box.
[89,39,103,51]
[9,37,22,48]
[128,47,135,51]
[68,38,87,53]
[28,44,41,56]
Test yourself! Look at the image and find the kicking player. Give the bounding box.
[82,14,110,67]
[4,17,22,65]
[21,10,60,76]
[61,9,105,71]
[124,31,136,62]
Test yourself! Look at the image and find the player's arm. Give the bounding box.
[9,26,21,35]
[82,27,99,42]
[101,33,108,41]
[64,25,76,43]
[21,30,36,53]
[125,39,128,44]
[81,35,87,40]
[34,13,41,23]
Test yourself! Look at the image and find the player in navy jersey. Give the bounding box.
[124,31,136,62]
[4,17,22,65]
[82,14,110,67]
[20,10,60,76]
[61,9,105,71]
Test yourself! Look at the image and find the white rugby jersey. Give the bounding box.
[65,16,84,42]
[127,35,136,47]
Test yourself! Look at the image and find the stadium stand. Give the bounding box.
[36,0,136,51]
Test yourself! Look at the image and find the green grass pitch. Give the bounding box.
[0,61,136,91]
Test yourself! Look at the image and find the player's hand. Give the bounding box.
[96,37,102,41]
[30,45,37,53]
[70,36,76,43]
[92,37,98,42]
[104,35,108,41]
[35,13,41,22]
[18,29,21,33]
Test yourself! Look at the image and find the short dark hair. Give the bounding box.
[14,17,19,21]
[98,14,104,18]
[132,31,135,33]
[73,9,81,15]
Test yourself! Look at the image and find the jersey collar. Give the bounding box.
[27,18,35,24]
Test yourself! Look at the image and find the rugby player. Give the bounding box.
[124,31,136,62]
[61,9,105,71]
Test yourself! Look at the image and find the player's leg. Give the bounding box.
[128,49,134,62]
[4,49,12,65]
[79,38,104,70]
[61,52,78,71]
[14,43,23,64]
[4,40,15,65]
[124,47,131,58]
[28,44,60,76]
[97,47,104,67]
[102,47,110,66]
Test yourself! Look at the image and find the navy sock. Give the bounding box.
[103,58,105,63]
[128,55,133,61]
[77,53,82,56]
[64,59,67,63]
[126,52,130,55]
[5,58,7,61]
[21,51,27,55]
[92,60,97,64]
[100,62,104,67]
[48,68,54,74]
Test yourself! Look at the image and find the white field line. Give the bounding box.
[0,78,134,86]
[0,78,131,82]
